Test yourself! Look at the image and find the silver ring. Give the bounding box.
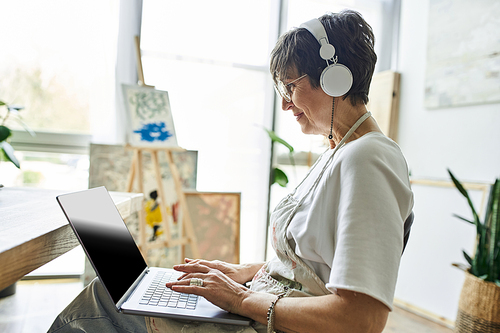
[189,278,203,287]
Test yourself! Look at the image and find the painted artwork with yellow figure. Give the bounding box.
[89,143,198,268]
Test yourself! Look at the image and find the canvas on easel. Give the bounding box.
[125,146,200,259]
[122,84,178,147]
[123,35,200,263]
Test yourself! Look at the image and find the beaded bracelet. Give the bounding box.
[267,291,287,333]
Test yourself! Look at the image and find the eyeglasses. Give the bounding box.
[274,74,308,103]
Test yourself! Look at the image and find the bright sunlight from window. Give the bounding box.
[0,0,117,135]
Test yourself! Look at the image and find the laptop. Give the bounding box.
[56,186,252,326]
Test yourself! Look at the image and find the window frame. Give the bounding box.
[10,130,91,155]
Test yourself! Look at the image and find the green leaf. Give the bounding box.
[1,141,20,168]
[448,169,469,197]
[452,262,470,271]
[448,169,481,233]
[463,250,473,266]
[495,280,500,288]
[488,179,500,281]
[0,100,6,106]
[7,105,24,112]
[273,167,289,187]
[14,117,36,137]
[264,128,294,153]
[0,125,11,142]
[453,214,474,224]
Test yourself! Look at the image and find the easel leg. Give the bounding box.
[151,150,172,244]
[126,148,148,260]
[165,150,200,259]
[126,150,138,193]
[136,150,148,255]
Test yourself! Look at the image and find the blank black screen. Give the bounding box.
[57,187,147,304]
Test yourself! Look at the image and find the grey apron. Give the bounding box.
[250,112,372,299]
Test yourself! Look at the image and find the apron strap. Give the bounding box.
[297,111,372,206]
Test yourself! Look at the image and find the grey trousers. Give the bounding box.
[48,278,147,333]
[47,278,262,333]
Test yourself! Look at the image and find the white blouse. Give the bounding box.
[287,132,414,310]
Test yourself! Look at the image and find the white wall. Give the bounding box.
[397,0,500,182]
[394,0,500,322]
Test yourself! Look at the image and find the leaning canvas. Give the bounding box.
[122,84,178,147]
[184,191,241,264]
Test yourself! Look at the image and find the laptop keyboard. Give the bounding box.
[139,271,199,310]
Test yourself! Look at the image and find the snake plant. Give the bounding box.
[448,169,500,286]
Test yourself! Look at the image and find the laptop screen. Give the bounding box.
[57,187,148,304]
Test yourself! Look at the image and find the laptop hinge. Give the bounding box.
[116,267,149,310]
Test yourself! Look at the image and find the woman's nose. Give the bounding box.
[281,97,293,111]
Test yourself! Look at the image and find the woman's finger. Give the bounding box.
[184,258,222,270]
[183,258,215,269]
[173,262,211,274]
[171,272,208,284]
[166,275,209,294]
[176,272,202,281]
[165,278,191,287]
[168,284,203,295]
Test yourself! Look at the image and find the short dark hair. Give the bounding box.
[270,10,377,106]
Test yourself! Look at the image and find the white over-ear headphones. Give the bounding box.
[300,18,353,97]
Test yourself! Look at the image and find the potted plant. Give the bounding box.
[264,128,295,187]
[0,100,36,169]
[448,169,500,332]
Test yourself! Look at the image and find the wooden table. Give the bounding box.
[0,187,143,291]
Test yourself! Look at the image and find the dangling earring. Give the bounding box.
[328,98,334,140]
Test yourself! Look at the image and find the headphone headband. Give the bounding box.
[300,18,335,61]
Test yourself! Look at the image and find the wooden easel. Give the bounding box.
[125,146,199,260]
[126,36,199,261]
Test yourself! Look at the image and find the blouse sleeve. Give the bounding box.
[324,140,413,310]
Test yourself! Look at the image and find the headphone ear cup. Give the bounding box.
[320,64,353,97]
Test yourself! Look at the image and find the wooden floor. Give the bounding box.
[0,279,453,332]
[0,279,84,332]
[384,307,453,333]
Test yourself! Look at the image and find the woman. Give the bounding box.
[49,10,413,333]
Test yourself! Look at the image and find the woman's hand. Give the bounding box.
[176,258,262,285]
[166,261,253,315]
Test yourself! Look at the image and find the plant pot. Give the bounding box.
[455,272,500,332]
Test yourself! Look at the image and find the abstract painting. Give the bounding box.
[184,192,241,264]
[122,84,178,146]
[425,0,500,108]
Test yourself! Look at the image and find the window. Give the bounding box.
[0,1,118,135]
[140,0,279,263]
[0,0,119,277]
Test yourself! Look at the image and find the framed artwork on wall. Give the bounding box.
[122,84,178,147]
[184,191,241,264]
[424,0,500,108]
